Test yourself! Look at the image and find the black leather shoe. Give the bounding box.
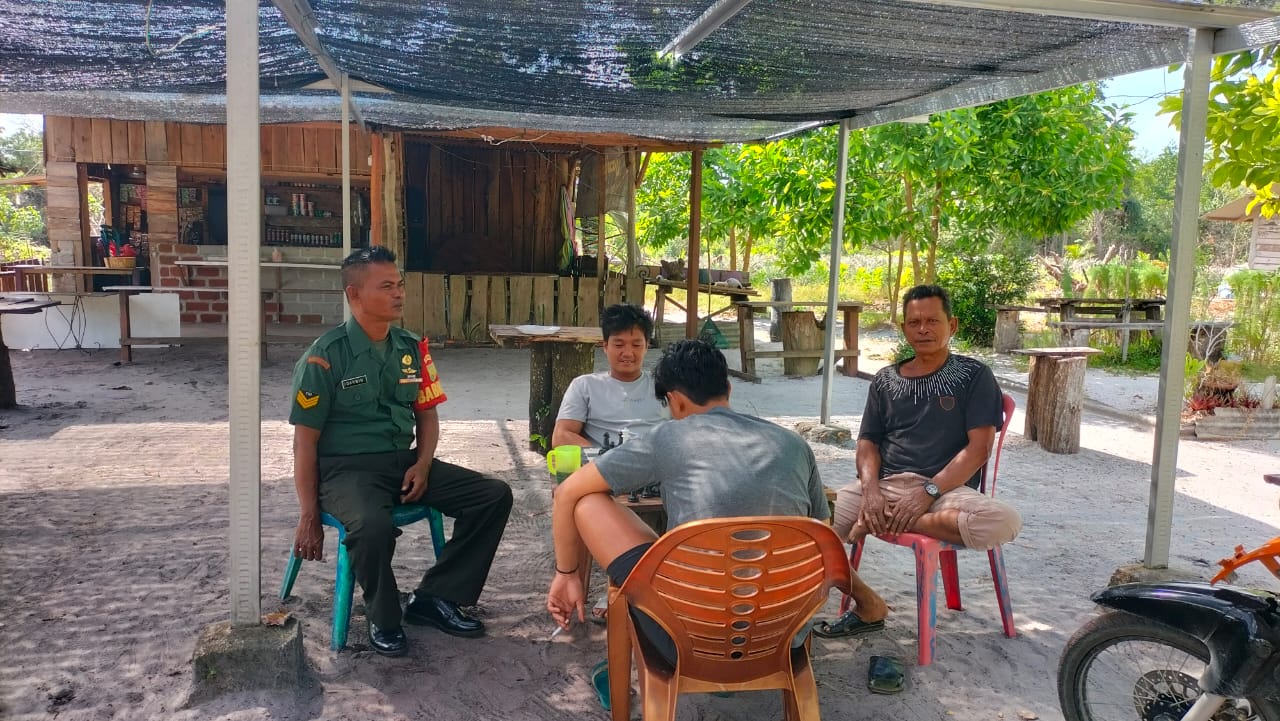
[367,622,408,656]
[403,593,485,638]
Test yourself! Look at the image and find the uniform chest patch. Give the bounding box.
[340,375,368,390]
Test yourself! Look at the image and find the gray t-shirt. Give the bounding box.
[556,371,664,447]
[859,353,1003,489]
[593,406,829,528]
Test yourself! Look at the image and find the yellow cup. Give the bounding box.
[547,445,584,482]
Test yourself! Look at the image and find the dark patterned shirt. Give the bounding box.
[858,354,1003,489]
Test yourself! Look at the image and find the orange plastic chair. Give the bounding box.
[606,516,852,721]
[838,392,1018,666]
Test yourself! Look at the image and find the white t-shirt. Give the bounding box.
[556,371,664,447]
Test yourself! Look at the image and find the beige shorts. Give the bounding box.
[832,475,1021,550]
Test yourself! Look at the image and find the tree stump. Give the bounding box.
[0,326,16,410]
[993,309,1021,353]
[1024,355,1088,453]
[769,278,792,342]
[528,342,595,453]
[780,310,822,376]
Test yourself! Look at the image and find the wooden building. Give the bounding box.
[40,116,657,340]
[1203,186,1280,272]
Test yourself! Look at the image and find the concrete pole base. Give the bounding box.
[794,421,852,446]
[1107,562,1204,587]
[185,618,311,707]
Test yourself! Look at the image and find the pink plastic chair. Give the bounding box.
[838,392,1017,666]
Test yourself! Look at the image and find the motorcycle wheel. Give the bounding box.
[1058,610,1280,721]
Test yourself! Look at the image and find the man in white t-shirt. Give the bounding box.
[552,304,665,449]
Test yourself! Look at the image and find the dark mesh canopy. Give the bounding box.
[0,1,1276,142]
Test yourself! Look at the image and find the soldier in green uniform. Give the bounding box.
[289,246,512,657]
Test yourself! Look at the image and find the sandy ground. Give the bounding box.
[1,326,1278,721]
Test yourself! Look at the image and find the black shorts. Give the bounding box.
[606,542,676,669]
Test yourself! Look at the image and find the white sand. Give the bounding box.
[0,333,1276,721]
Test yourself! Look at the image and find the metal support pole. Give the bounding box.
[819,119,851,425]
[1145,29,1212,569]
[341,73,352,320]
[225,0,262,626]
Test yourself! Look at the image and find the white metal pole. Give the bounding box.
[819,119,851,425]
[1145,29,1212,569]
[225,0,262,625]
[341,73,352,320]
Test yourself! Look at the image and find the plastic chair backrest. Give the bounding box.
[617,516,851,687]
[983,391,1013,499]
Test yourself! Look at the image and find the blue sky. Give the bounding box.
[2,66,1184,159]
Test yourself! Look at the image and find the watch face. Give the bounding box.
[924,482,940,498]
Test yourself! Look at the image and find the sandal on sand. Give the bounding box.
[590,595,608,625]
[813,610,885,639]
[591,660,611,711]
[867,655,905,694]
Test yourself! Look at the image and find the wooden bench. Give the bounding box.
[733,300,864,382]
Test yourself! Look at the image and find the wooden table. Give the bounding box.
[0,296,62,409]
[1011,346,1102,454]
[1036,298,1166,362]
[489,324,604,453]
[733,301,863,382]
[646,278,758,341]
[10,264,142,293]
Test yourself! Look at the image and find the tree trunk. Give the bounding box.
[0,331,16,410]
[904,175,921,283]
[993,310,1021,353]
[742,230,754,274]
[528,342,596,453]
[926,182,942,284]
[1024,355,1088,454]
[769,277,792,342]
[728,227,737,271]
[781,310,822,376]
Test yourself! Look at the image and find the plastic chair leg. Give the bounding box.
[914,541,940,666]
[427,507,446,558]
[332,540,356,651]
[988,545,1017,638]
[838,540,866,615]
[280,549,302,600]
[940,548,963,611]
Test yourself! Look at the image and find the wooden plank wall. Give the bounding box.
[44,116,371,176]
[407,141,572,275]
[403,273,605,343]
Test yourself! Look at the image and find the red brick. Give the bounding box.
[198,313,224,323]
[186,278,206,288]
[186,301,209,312]
[197,290,224,301]
[205,277,228,288]
[175,244,199,254]
[278,314,299,324]
[211,302,228,313]
[300,314,322,325]
[263,302,280,313]
[159,277,180,288]
[195,267,223,278]
[180,312,198,323]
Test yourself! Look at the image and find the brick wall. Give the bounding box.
[150,242,345,326]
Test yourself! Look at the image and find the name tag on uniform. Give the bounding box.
[399,377,422,384]
[340,375,368,389]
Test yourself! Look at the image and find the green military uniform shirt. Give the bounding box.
[289,317,447,457]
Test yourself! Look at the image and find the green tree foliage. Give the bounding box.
[1160,47,1280,216]
[936,252,1040,347]
[636,84,1134,294]
[0,126,47,261]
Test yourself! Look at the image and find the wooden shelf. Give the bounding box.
[265,215,344,227]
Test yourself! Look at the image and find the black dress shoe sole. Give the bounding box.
[368,640,408,657]
[403,609,485,638]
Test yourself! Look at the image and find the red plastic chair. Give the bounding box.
[838,392,1017,666]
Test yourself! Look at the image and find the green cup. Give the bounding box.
[547,445,584,484]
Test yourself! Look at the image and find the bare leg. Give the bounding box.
[847,571,888,623]
[573,493,660,569]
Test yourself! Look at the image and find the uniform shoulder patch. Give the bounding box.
[306,356,331,370]
[295,390,320,409]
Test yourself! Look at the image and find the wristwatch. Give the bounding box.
[923,482,942,499]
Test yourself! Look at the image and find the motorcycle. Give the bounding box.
[1057,474,1280,721]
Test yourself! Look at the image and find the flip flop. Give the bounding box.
[867,654,905,694]
[590,659,611,711]
[590,595,608,625]
[813,610,886,639]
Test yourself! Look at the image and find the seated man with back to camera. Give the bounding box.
[817,283,1021,637]
[546,339,887,676]
[289,247,513,657]
[552,303,665,451]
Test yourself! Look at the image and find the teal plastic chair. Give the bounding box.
[279,504,446,650]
